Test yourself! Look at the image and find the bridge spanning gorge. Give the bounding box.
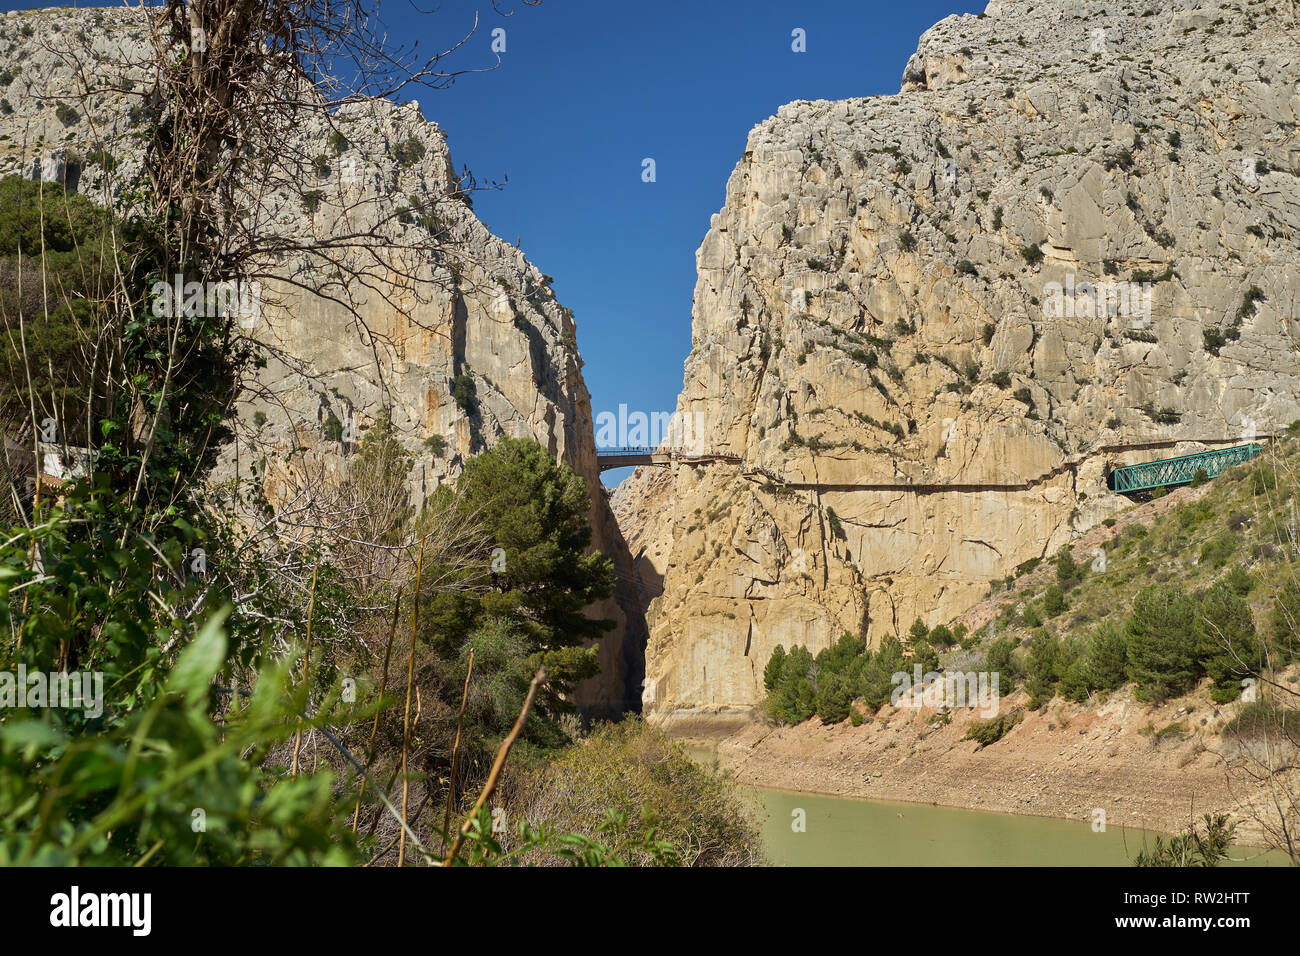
[599,437,1272,494]
[595,447,740,471]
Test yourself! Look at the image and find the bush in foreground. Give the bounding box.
[505,719,763,866]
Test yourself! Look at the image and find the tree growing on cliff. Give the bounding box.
[420,437,616,717]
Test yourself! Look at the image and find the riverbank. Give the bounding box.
[675,683,1284,849]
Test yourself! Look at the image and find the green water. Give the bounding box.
[744,787,1285,866]
[678,742,1286,865]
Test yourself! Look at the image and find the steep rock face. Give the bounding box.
[0,6,643,715]
[615,0,1300,729]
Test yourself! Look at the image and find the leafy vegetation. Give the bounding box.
[1133,814,1236,867]
[505,720,762,866]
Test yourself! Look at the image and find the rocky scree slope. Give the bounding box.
[614,0,1300,730]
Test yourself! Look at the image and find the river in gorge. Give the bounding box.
[742,786,1288,866]
[686,748,1290,866]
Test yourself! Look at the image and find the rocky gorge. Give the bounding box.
[3,0,1300,834]
[613,0,1300,730]
[0,3,644,715]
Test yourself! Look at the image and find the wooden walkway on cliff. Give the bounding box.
[598,436,1275,494]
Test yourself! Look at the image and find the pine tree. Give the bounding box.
[1124,584,1201,702]
[1043,583,1067,617]
[1198,583,1262,703]
[1085,621,1128,692]
[861,635,906,710]
[421,437,616,709]
[1024,629,1061,706]
[1268,578,1300,666]
[764,645,787,691]
[986,635,1019,691]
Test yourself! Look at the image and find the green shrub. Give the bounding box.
[964,710,1023,747]
[1043,583,1067,617]
[509,720,762,866]
[1222,566,1253,596]
[322,413,343,441]
[1249,466,1277,495]
[394,136,426,166]
[927,624,956,649]
[1198,533,1236,569]
[1133,814,1236,867]
[85,147,117,171]
[1020,243,1044,266]
[1016,557,1041,576]
[451,373,477,412]
[825,506,844,539]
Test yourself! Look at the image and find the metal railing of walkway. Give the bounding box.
[1107,442,1263,493]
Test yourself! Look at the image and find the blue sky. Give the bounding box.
[383,0,987,484]
[13,1,986,484]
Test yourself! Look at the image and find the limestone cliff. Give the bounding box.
[0,5,643,715]
[614,0,1300,729]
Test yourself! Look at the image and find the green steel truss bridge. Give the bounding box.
[1106,442,1263,494]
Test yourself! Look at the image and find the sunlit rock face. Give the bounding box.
[613,0,1300,729]
[0,5,644,716]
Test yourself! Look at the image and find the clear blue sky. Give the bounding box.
[387,0,986,484]
[16,1,986,485]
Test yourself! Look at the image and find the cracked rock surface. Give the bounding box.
[614,0,1300,728]
[0,5,643,715]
